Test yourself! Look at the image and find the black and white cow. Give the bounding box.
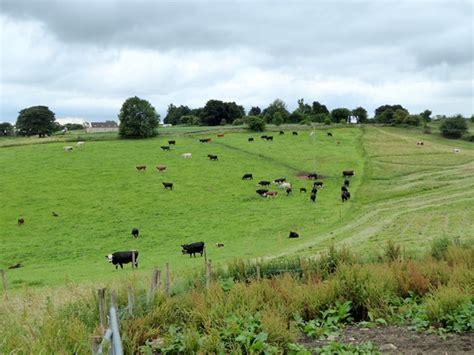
[313,181,324,188]
[258,180,271,187]
[161,145,170,151]
[341,190,351,202]
[106,251,139,269]
[289,231,299,238]
[168,140,176,145]
[181,242,205,257]
[256,189,269,196]
[274,177,286,184]
[310,193,316,203]
[344,179,350,187]
[242,173,253,180]
[248,138,254,142]
[163,182,173,190]
[131,228,139,238]
[208,154,218,161]
[342,170,354,177]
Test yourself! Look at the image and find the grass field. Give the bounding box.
[0,125,473,289]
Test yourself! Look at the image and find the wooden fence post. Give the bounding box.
[165,263,171,295]
[206,259,212,289]
[131,252,135,270]
[148,268,161,304]
[97,288,107,330]
[127,286,134,316]
[256,265,261,280]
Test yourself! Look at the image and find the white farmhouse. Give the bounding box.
[85,121,119,133]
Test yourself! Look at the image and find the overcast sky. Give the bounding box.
[0,0,472,123]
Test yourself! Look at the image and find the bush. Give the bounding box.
[324,117,332,125]
[246,116,266,132]
[439,115,468,138]
[232,118,244,126]
[461,133,474,142]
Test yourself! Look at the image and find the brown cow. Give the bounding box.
[263,191,278,198]
[136,165,146,171]
[217,133,224,137]
[156,165,167,172]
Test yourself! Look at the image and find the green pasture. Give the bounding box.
[0,125,473,289]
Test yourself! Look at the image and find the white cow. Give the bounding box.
[63,146,73,152]
[181,153,192,159]
[279,182,292,189]
[454,148,460,153]
[76,141,85,147]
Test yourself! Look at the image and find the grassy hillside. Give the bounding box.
[0,126,472,289]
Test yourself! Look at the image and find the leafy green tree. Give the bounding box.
[246,115,266,131]
[439,115,468,138]
[421,109,432,122]
[200,100,244,126]
[324,116,332,125]
[351,107,368,123]
[313,113,330,123]
[288,110,306,123]
[393,109,409,125]
[0,122,14,136]
[405,114,423,126]
[297,98,312,114]
[262,99,289,123]
[376,109,394,124]
[248,106,262,116]
[374,104,407,117]
[64,123,84,131]
[180,115,200,126]
[312,101,329,115]
[15,106,56,138]
[164,104,191,125]
[118,96,159,138]
[272,112,283,126]
[331,108,351,123]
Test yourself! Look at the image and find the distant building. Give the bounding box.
[348,115,358,124]
[161,123,172,127]
[85,121,119,133]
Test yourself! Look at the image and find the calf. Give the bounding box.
[208,154,218,161]
[313,181,324,188]
[17,218,24,225]
[160,145,170,151]
[274,177,286,184]
[292,131,298,135]
[156,165,167,172]
[216,243,224,248]
[248,138,254,142]
[341,190,351,202]
[76,141,85,147]
[310,193,316,202]
[454,148,460,153]
[106,251,139,269]
[256,189,269,196]
[341,185,348,192]
[260,135,268,139]
[327,132,333,136]
[344,179,350,187]
[279,131,284,135]
[286,187,292,195]
[311,187,318,194]
[181,242,205,257]
[264,191,278,198]
[63,146,73,152]
[168,140,176,145]
[300,187,307,193]
[416,141,424,146]
[136,165,146,172]
[242,173,253,180]
[131,228,139,238]
[266,136,273,141]
[307,173,318,180]
[217,133,224,138]
[342,170,354,177]
[182,153,192,159]
[258,180,271,187]
[162,182,173,190]
[289,231,299,238]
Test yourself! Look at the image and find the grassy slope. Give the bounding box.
[0,126,472,289]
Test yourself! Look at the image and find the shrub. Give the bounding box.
[324,117,332,125]
[232,118,244,126]
[439,115,468,138]
[246,116,266,132]
[384,240,402,262]
[431,236,452,260]
[272,112,283,126]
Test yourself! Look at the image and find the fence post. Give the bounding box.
[127,286,134,316]
[256,265,261,280]
[97,288,107,330]
[148,268,160,304]
[206,259,212,289]
[132,251,136,270]
[165,263,171,295]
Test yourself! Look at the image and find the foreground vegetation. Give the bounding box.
[1,241,472,353]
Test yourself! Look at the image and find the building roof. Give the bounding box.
[90,121,118,128]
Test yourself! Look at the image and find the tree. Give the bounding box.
[0,122,14,136]
[405,114,423,126]
[420,109,432,122]
[248,106,262,116]
[392,109,409,125]
[164,104,191,125]
[262,99,290,123]
[312,101,329,115]
[200,100,244,126]
[288,110,306,123]
[272,112,283,126]
[297,98,312,114]
[352,107,368,123]
[439,115,468,138]
[246,115,265,131]
[313,113,330,123]
[16,106,56,137]
[64,123,84,131]
[331,108,351,123]
[118,96,159,138]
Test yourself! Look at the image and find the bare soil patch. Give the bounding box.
[299,325,473,354]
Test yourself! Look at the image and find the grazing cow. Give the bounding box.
[341,190,351,202]
[136,165,146,171]
[162,182,173,190]
[181,242,205,257]
[313,181,324,188]
[261,135,268,139]
[341,185,348,192]
[307,173,318,180]
[248,138,254,142]
[208,154,218,161]
[160,145,170,151]
[168,140,176,145]
[217,133,224,138]
[310,193,316,203]
[311,187,318,194]
[242,173,253,180]
[106,251,139,269]
[156,165,167,172]
[8,263,23,269]
[256,189,269,196]
[216,243,224,248]
[52,211,59,217]
[327,132,333,136]
[279,131,284,135]
[199,138,211,143]
[292,131,298,135]
[289,231,299,238]
[63,146,73,152]
[264,191,278,198]
[266,136,273,141]
[344,179,350,187]
[300,187,307,193]
[417,141,424,146]
[454,148,460,153]
[131,228,139,238]
[258,180,271,187]
[279,182,292,190]
[286,187,292,195]
[18,218,24,225]
[76,141,85,147]
[181,153,192,159]
[342,170,354,177]
[274,177,286,184]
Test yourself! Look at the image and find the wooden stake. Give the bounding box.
[127,286,134,316]
[148,268,160,304]
[97,288,107,330]
[206,259,212,289]
[165,263,171,295]
[131,251,136,270]
[256,265,261,280]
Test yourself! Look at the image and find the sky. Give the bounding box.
[0,0,473,124]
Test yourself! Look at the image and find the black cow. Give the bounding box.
[286,187,292,195]
[17,218,24,225]
[313,181,324,188]
[344,179,350,187]
[161,145,170,151]
[342,170,354,177]
[308,173,318,180]
[8,263,22,269]
[279,131,284,135]
[258,180,271,187]
[168,140,176,145]
[341,185,348,192]
[163,182,173,190]
[242,173,253,180]
[266,136,273,141]
[181,242,205,257]
[341,190,351,202]
[131,228,139,238]
[261,135,268,139]
[106,251,139,269]
[248,138,254,142]
[199,138,211,143]
[52,212,59,217]
[289,231,299,238]
[274,177,286,184]
[256,189,269,196]
[310,193,316,202]
[311,187,318,194]
[208,154,218,161]
[292,131,298,135]
[327,132,333,136]
[300,187,307,193]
